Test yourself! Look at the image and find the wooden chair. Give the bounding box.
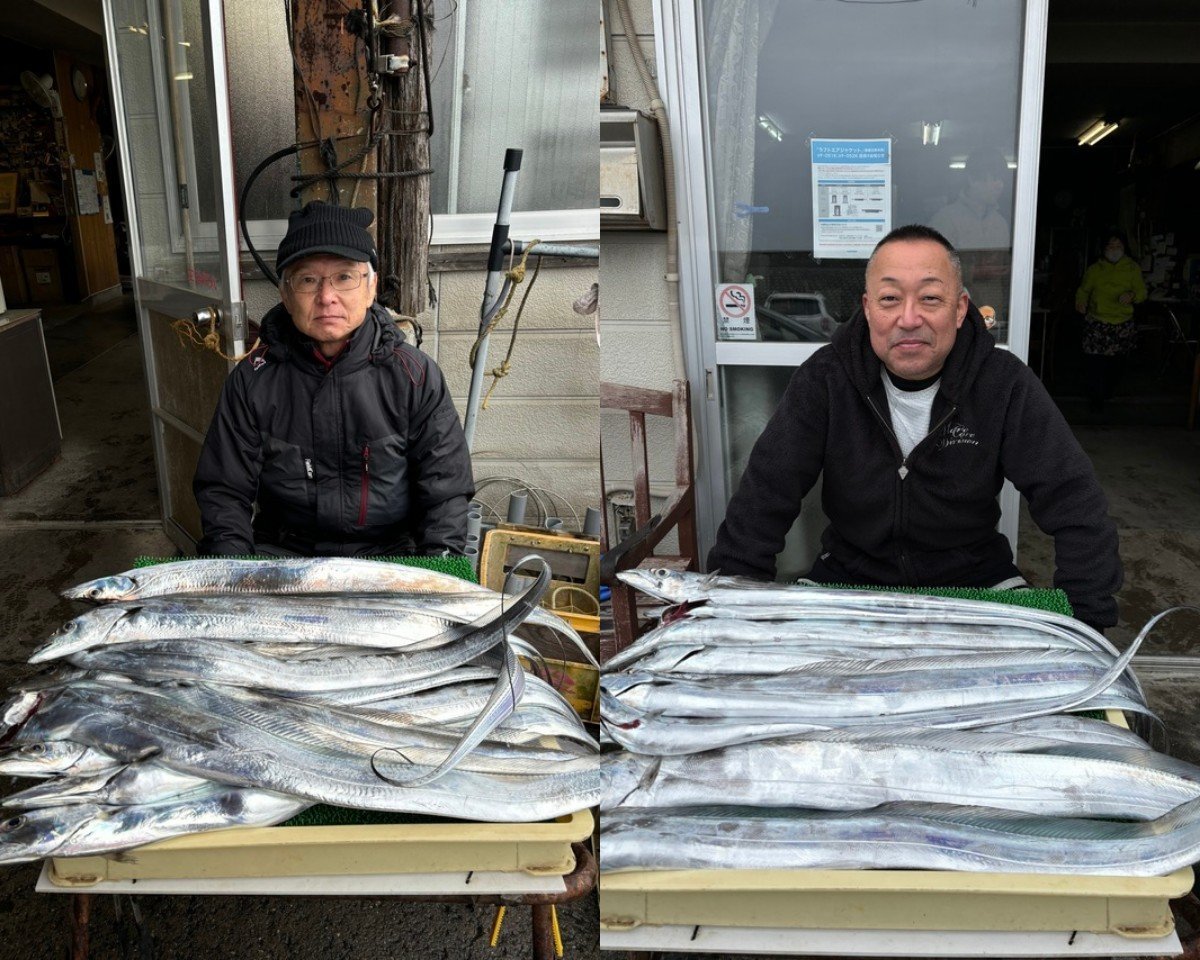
[600,380,698,654]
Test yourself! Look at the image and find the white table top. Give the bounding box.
[600,924,1182,957]
[36,861,568,897]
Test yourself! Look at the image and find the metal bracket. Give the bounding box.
[228,300,247,341]
[372,54,410,74]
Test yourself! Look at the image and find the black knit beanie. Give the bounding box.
[275,201,378,274]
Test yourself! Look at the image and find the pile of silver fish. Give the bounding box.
[600,568,1200,876]
[0,557,600,864]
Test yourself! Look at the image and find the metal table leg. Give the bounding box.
[531,903,555,959]
[69,893,91,960]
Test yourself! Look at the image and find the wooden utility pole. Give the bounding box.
[289,1,377,214]
[375,0,433,317]
[288,0,432,317]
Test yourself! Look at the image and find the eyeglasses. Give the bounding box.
[285,270,369,294]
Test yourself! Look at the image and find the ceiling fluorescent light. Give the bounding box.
[1079,121,1119,147]
[1077,120,1108,144]
[948,161,966,170]
[922,121,942,147]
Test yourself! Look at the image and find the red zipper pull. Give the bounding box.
[357,445,371,526]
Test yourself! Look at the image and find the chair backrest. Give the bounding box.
[600,380,693,531]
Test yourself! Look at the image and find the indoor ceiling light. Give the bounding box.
[921,121,942,147]
[948,160,966,169]
[1078,121,1119,147]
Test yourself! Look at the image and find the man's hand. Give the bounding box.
[1118,291,1134,305]
[1075,301,1088,314]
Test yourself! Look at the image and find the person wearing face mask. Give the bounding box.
[708,224,1122,632]
[1075,229,1147,419]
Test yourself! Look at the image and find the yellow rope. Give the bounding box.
[488,905,507,947]
[170,312,258,363]
[551,905,563,958]
[480,250,543,409]
[468,240,542,408]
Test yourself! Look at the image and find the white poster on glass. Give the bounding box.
[811,138,891,259]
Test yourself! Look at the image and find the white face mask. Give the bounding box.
[1105,246,1124,263]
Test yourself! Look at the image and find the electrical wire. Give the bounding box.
[413,0,435,138]
[473,477,583,528]
[239,144,300,287]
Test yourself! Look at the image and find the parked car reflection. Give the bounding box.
[756,304,833,342]
[762,292,841,339]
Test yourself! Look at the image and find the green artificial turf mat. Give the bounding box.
[281,806,470,828]
[822,583,1073,618]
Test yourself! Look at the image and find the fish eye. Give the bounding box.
[652,568,669,577]
[88,588,103,599]
[25,744,45,755]
[3,816,24,829]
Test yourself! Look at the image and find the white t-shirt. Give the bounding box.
[881,370,940,458]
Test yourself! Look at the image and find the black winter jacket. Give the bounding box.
[707,303,1123,629]
[193,303,474,557]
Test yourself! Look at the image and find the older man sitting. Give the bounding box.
[193,200,473,557]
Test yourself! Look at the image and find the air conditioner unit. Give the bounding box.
[600,108,666,230]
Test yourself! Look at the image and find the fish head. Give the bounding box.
[0,741,92,777]
[614,567,690,603]
[31,606,131,663]
[61,575,137,604]
[0,808,88,864]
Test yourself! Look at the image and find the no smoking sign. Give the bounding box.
[715,283,758,341]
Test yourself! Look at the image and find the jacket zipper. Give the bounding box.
[357,444,371,526]
[865,391,958,582]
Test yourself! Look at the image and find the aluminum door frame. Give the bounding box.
[103,0,246,550]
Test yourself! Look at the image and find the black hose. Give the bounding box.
[239,144,300,287]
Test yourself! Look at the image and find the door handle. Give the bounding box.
[192,305,222,328]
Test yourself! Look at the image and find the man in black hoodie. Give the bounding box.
[192,201,474,557]
[708,224,1122,631]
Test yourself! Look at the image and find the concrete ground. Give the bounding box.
[0,298,598,958]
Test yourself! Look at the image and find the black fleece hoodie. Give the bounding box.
[707,303,1122,629]
[193,302,474,557]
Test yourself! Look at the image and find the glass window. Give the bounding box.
[134,0,598,270]
[428,1,598,217]
[702,0,1024,344]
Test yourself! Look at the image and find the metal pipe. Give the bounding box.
[506,491,528,525]
[464,149,522,451]
[583,506,602,538]
[504,240,599,260]
[466,510,483,540]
